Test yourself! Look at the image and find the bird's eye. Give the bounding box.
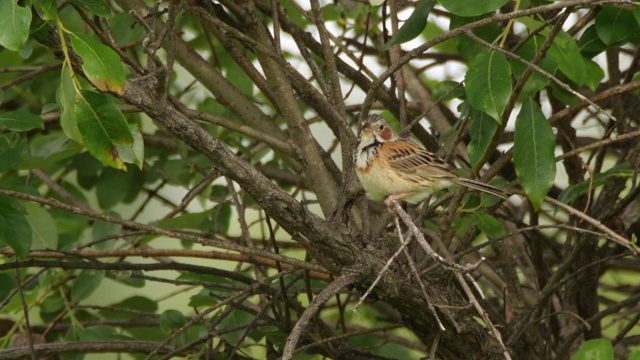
[378,124,385,131]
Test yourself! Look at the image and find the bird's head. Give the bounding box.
[358,114,398,143]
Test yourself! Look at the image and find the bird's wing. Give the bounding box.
[381,140,511,199]
[381,140,456,181]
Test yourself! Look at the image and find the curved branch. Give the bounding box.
[545,196,638,255]
[282,274,357,360]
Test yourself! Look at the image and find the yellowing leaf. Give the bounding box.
[74,90,133,170]
[116,124,144,170]
[70,33,126,95]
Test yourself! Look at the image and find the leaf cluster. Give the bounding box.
[1,0,640,359]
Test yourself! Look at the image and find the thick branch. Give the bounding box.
[0,341,175,359]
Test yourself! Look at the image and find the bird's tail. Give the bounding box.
[455,178,511,200]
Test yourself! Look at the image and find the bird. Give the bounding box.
[353,114,509,206]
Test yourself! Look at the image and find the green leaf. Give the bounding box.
[474,211,505,237]
[25,132,83,168]
[280,1,308,29]
[19,38,32,59]
[156,209,218,232]
[160,309,187,334]
[0,110,44,131]
[630,350,640,360]
[42,103,59,114]
[451,15,500,62]
[115,124,144,169]
[467,108,498,169]
[58,66,83,143]
[69,0,112,18]
[321,4,342,21]
[0,272,17,301]
[0,0,32,52]
[548,81,580,106]
[92,211,122,249]
[177,273,234,294]
[71,270,106,301]
[70,34,125,95]
[218,310,253,344]
[513,99,556,211]
[189,291,218,308]
[570,339,613,360]
[0,134,27,172]
[579,25,607,58]
[79,326,130,341]
[0,203,32,259]
[74,90,133,170]
[438,0,509,17]
[95,167,132,209]
[549,32,586,86]
[595,6,638,46]
[582,58,605,92]
[465,50,512,123]
[214,203,232,234]
[383,0,436,50]
[37,0,58,20]
[432,80,465,101]
[558,164,632,204]
[510,36,558,98]
[106,268,145,288]
[40,292,65,320]
[24,203,58,250]
[101,296,157,320]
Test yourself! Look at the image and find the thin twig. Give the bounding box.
[544,196,638,255]
[14,260,36,360]
[429,331,441,360]
[292,324,403,356]
[385,200,510,358]
[282,274,356,360]
[556,128,640,161]
[390,200,483,272]
[0,64,61,90]
[394,217,445,331]
[147,269,294,359]
[350,233,413,312]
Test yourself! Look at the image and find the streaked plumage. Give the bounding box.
[354,114,509,204]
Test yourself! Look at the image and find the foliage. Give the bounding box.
[570,339,612,360]
[1,0,640,359]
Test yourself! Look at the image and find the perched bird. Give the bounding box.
[353,114,509,206]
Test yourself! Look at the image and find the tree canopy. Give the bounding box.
[1,0,640,359]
